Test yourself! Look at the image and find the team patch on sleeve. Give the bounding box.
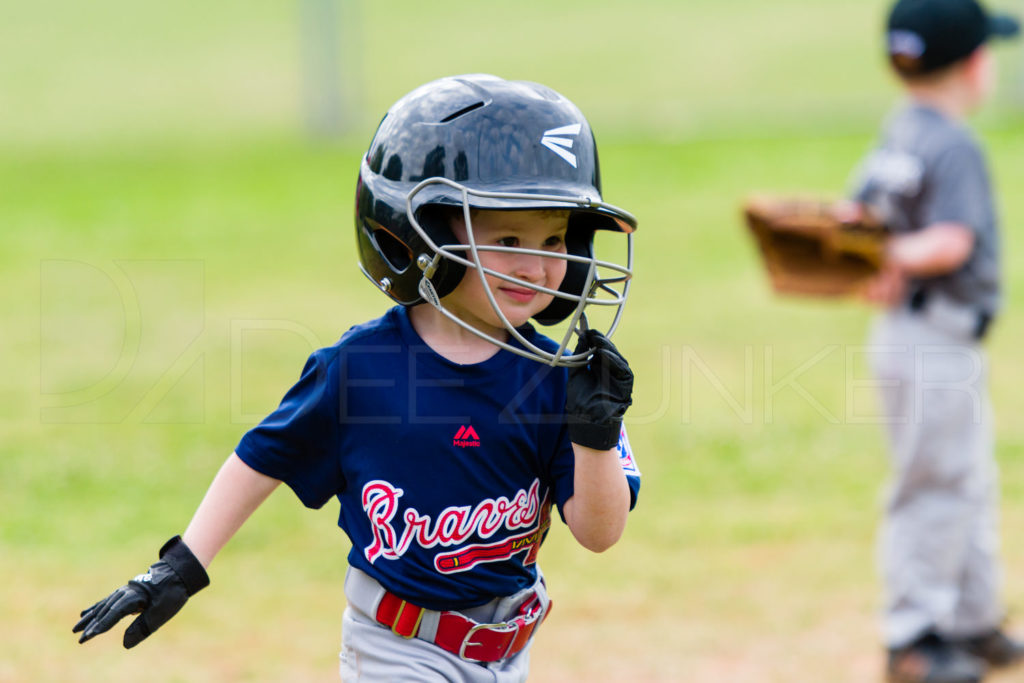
[617,425,639,475]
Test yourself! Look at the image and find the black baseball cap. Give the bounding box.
[887,0,1020,75]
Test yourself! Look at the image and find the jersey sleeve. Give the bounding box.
[235,350,345,509]
[617,425,642,510]
[923,140,990,234]
[848,150,877,204]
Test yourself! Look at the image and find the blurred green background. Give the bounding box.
[5,1,1024,681]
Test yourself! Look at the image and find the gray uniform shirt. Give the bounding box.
[852,102,1001,315]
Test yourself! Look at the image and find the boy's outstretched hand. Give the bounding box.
[73,535,209,649]
[566,329,634,451]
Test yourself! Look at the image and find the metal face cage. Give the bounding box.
[404,177,635,367]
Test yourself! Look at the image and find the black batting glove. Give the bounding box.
[566,329,634,450]
[73,535,209,649]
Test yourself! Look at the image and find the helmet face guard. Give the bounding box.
[405,178,634,367]
[354,74,637,367]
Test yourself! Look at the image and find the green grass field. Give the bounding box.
[5,1,1024,681]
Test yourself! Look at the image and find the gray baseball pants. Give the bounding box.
[339,567,546,682]
[868,299,1002,648]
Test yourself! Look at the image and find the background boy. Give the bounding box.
[852,1,1022,681]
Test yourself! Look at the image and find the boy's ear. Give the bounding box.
[964,47,984,73]
[962,45,995,97]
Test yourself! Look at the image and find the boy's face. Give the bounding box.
[444,209,570,336]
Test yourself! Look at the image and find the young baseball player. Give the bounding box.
[73,74,641,681]
[851,1,1021,681]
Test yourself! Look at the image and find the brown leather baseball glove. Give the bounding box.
[742,195,889,297]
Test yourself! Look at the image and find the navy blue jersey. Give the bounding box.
[236,306,640,610]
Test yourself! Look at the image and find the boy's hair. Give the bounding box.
[890,52,966,82]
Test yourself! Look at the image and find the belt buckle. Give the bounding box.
[458,620,521,663]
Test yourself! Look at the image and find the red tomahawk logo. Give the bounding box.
[434,496,551,574]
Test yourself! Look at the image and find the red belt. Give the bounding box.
[374,589,550,663]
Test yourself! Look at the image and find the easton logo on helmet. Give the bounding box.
[540,124,582,168]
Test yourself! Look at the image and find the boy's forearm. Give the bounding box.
[182,452,281,568]
[887,222,975,277]
[564,444,630,553]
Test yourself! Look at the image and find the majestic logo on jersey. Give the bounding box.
[540,123,582,168]
[360,479,551,573]
[453,425,480,448]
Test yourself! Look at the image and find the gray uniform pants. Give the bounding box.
[868,300,1002,648]
[339,567,546,682]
